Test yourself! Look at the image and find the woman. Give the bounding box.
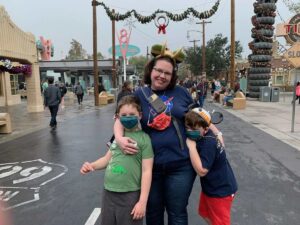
[114,44,223,225]
[117,81,133,103]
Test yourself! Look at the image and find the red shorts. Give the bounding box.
[198,192,235,225]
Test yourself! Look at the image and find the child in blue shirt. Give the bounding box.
[185,108,238,225]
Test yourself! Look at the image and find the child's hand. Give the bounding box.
[131,201,146,220]
[186,138,196,150]
[80,162,94,174]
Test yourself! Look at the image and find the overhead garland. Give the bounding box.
[95,0,221,23]
[0,59,32,76]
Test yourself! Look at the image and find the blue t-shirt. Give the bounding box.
[196,129,238,197]
[135,86,193,165]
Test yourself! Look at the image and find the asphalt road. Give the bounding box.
[0,104,299,225]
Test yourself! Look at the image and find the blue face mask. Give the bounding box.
[186,130,202,141]
[120,116,139,129]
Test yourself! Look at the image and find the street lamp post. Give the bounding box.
[92,0,99,106]
[230,0,236,89]
[196,20,211,77]
[112,9,116,88]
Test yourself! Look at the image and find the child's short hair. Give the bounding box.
[116,95,141,114]
[185,109,210,129]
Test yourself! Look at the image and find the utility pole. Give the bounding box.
[92,0,99,106]
[230,0,236,89]
[112,9,116,88]
[146,46,150,61]
[197,20,211,77]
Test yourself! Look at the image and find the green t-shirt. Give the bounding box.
[104,130,153,192]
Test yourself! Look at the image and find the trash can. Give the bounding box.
[271,87,280,102]
[259,86,271,102]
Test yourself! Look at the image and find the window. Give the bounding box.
[10,74,18,95]
[276,75,283,85]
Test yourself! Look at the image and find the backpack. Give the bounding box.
[76,85,83,95]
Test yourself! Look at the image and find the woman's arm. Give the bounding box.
[114,118,139,154]
[131,158,153,220]
[186,139,208,177]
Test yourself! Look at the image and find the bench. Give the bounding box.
[228,91,246,110]
[99,91,115,105]
[0,113,12,133]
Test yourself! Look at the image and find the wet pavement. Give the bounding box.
[0,92,299,225]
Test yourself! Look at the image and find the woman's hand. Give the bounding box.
[80,162,94,174]
[116,136,139,155]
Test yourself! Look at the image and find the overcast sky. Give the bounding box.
[0,0,293,60]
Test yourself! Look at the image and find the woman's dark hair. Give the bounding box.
[122,81,132,92]
[143,56,178,90]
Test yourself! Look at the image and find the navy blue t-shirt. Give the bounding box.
[196,129,238,197]
[135,86,193,165]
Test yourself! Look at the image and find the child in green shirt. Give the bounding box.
[80,95,154,225]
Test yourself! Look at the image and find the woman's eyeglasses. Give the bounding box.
[153,67,172,77]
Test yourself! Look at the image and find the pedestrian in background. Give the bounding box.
[117,81,133,103]
[197,76,208,107]
[98,82,106,94]
[191,86,198,103]
[80,95,153,225]
[75,82,84,105]
[41,79,48,94]
[293,81,300,104]
[185,108,237,225]
[59,82,67,109]
[44,77,61,130]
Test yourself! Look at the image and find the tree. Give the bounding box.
[283,0,300,14]
[128,55,148,76]
[87,52,105,60]
[65,39,87,60]
[184,33,243,78]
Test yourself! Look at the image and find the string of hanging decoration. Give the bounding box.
[94,0,221,23]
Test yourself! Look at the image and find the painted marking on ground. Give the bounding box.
[85,208,101,225]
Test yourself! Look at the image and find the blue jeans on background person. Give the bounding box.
[48,104,59,127]
[146,160,196,225]
[198,95,205,108]
[223,95,234,106]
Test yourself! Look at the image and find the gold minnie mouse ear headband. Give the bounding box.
[151,43,185,64]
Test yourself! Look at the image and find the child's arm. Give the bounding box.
[186,138,208,177]
[80,150,112,174]
[131,158,153,220]
[209,124,224,147]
